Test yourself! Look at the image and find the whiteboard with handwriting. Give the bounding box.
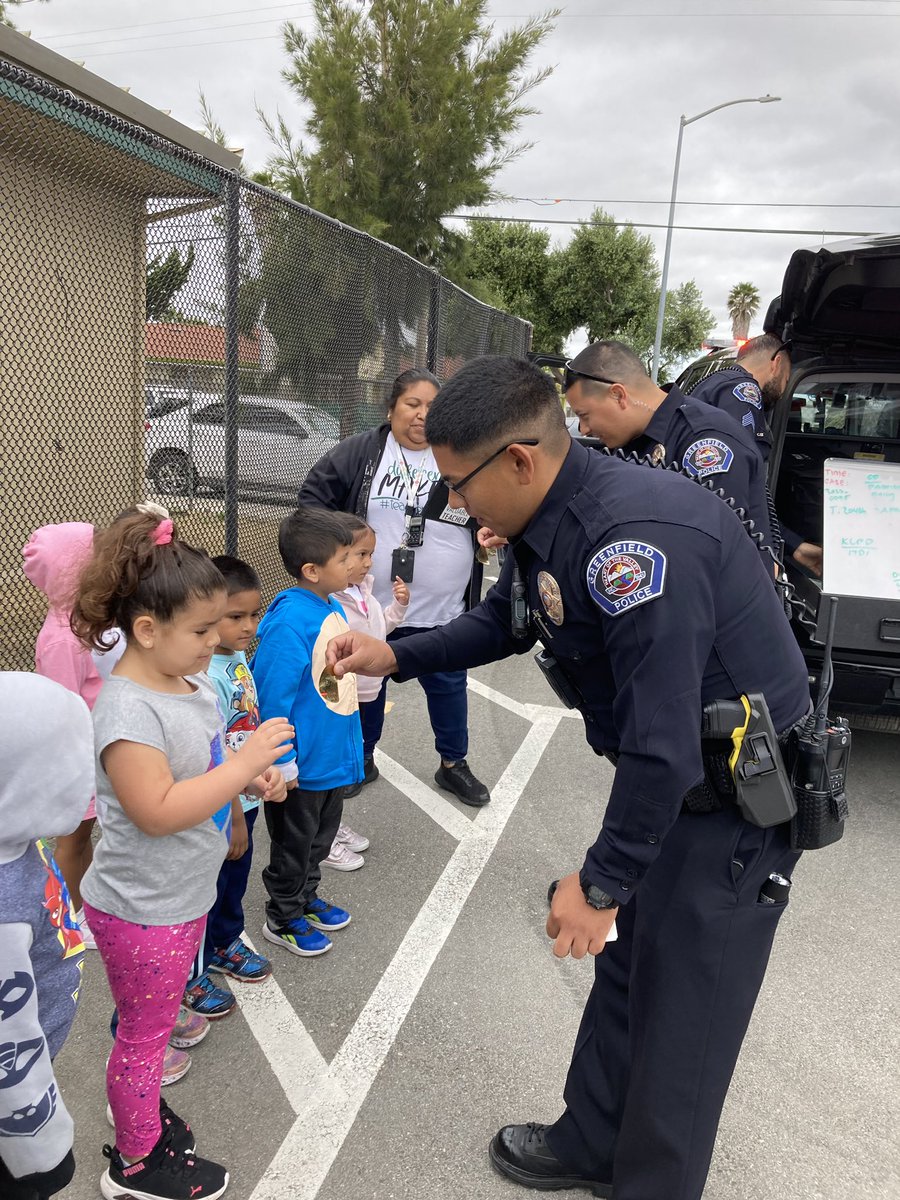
[822,458,900,599]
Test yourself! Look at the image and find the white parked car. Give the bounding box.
[145,394,339,497]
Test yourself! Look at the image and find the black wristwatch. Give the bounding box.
[579,871,618,910]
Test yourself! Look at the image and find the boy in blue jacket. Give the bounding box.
[253,507,363,957]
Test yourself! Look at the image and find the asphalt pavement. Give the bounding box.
[56,649,900,1200]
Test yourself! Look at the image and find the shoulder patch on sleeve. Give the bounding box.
[682,437,734,478]
[586,541,667,617]
[733,380,762,408]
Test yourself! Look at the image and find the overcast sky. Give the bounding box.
[19,0,900,348]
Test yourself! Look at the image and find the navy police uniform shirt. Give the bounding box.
[625,383,776,557]
[686,364,773,462]
[390,440,810,907]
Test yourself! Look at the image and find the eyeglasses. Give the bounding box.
[563,361,617,393]
[442,439,540,499]
[770,340,792,362]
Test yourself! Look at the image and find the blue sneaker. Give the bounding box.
[182,972,236,1019]
[208,937,272,983]
[262,918,332,958]
[304,896,351,931]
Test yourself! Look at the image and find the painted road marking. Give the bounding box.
[244,686,565,1200]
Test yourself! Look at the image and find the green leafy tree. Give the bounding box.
[553,210,660,347]
[260,0,556,268]
[625,279,714,382]
[146,246,196,321]
[727,281,760,341]
[461,219,567,353]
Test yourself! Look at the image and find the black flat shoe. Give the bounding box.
[488,1123,612,1197]
[434,759,490,807]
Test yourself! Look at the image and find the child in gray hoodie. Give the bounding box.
[0,672,94,1200]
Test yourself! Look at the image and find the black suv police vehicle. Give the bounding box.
[679,236,900,727]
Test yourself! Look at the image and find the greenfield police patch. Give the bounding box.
[733,381,762,408]
[586,540,667,617]
[682,438,734,478]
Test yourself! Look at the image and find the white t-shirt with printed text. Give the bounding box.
[365,434,472,628]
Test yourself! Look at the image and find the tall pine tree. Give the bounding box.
[257,0,556,268]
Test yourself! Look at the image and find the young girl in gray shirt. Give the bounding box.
[72,510,293,1200]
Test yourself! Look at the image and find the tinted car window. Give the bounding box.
[789,377,900,440]
[195,403,226,425]
[242,406,309,437]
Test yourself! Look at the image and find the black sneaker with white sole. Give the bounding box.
[106,1097,195,1156]
[100,1122,228,1200]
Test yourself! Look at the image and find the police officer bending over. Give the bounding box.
[686,333,822,575]
[564,339,778,562]
[327,357,812,1200]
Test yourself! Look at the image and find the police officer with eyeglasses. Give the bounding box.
[326,356,811,1200]
[563,339,779,562]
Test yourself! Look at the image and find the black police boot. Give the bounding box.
[434,758,490,807]
[547,879,559,907]
[489,1123,612,1197]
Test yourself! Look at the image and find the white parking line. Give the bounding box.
[247,702,563,1200]
[230,936,338,1114]
[373,748,479,842]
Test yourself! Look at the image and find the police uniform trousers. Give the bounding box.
[546,804,801,1200]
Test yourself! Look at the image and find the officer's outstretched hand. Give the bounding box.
[327,631,398,679]
[546,872,618,960]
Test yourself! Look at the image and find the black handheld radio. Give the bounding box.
[787,594,851,850]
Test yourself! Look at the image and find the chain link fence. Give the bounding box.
[0,56,531,671]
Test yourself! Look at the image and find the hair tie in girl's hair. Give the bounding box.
[153,518,174,546]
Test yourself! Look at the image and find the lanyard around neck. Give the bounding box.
[393,439,434,511]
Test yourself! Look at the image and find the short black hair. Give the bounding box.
[387,368,441,410]
[211,555,261,595]
[569,341,647,388]
[424,356,567,454]
[738,333,789,362]
[278,506,353,579]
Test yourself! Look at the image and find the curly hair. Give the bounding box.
[71,510,225,651]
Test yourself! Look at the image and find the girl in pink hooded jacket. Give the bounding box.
[22,522,103,947]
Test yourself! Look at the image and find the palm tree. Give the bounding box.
[727,282,761,341]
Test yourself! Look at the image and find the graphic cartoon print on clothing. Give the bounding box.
[36,841,84,964]
[222,659,260,753]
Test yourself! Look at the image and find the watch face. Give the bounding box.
[582,881,616,910]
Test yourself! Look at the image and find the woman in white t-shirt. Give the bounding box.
[299,369,491,807]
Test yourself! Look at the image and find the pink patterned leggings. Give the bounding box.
[83,903,205,1158]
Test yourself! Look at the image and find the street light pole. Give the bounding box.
[650,94,781,383]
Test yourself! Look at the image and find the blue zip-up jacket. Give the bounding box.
[252,587,363,791]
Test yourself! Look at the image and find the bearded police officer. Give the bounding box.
[687,334,822,575]
[564,339,778,561]
[327,357,811,1200]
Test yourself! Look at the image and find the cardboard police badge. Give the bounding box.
[682,438,734,479]
[537,570,564,626]
[586,541,667,617]
[733,381,762,408]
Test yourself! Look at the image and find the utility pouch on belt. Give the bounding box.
[700,694,797,828]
